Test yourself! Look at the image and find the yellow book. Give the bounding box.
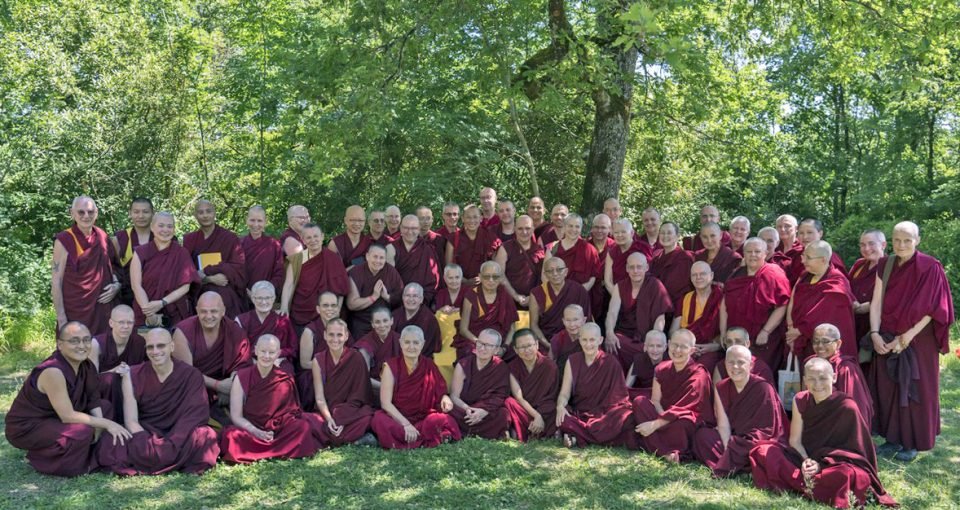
[197,252,222,270]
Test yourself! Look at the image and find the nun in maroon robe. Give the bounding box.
[870,247,954,453]
[683,230,731,252]
[551,237,600,288]
[311,346,376,445]
[627,350,661,399]
[786,247,848,285]
[55,223,117,335]
[5,351,103,476]
[500,237,545,297]
[806,351,874,429]
[288,249,350,327]
[558,349,637,448]
[94,329,146,414]
[694,246,742,284]
[433,284,466,311]
[612,275,671,374]
[848,257,880,344]
[715,354,775,386]
[356,329,402,382]
[608,239,653,284]
[676,284,723,373]
[650,246,695,307]
[536,223,558,246]
[184,224,248,318]
[391,236,442,305]
[241,233,284,293]
[347,254,404,337]
[453,285,519,360]
[392,305,442,356]
[133,239,200,327]
[331,232,373,268]
[723,263,791,373]
[450,353,511,439]
[749,390,897,507]
[372,355,461,449]
[450,226,502,281]
[530,279,592,341]
[98,360,219,475]
[235,309,298,373]
[693,373,787,477]
[788,266,856,359]
[505,349,559,442]
[174,315,251,397]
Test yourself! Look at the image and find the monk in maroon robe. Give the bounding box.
[347,244,404,337]
[693,345,787,477]
[537,203,567,247]
[728,216,751,255]
[785,218,848,284]
[495,215,544,307]
[392,283,442,355]
[183,200,247,318]
[650,221,694,307]
[454,261,519,360]
[329,205,373,268]
[547,214,600,293]
[672,262,723,373]
[758,226,792,272]
[549,305,586,372]
[450,329,511,439]
[281,205,310,259]
[235,281,298,373]
[384,205,402,241]
[633,329,714,462]
[525,197,547,236]
[367,210,389,247]
[371,325,461,448]
[775,214,801,254]
[435,202,460,243]
[241,206,284,294]
[111,197,154,306]
[93,305,146,415]
[447,205,502,283]
[694,222,743,284]
[310,320,377,445]
[356,307,402,388]
[505,329,559,442]
[720,238,791,373]
[626,331,666,399]
[750,358,897,508]
[492,201,517,242]
[52,196,120,335]
[713,327,776,386]
[280,224,350,327]
[605,219,653,295]
[605,253,672,374]
[848,229,885,342]
[6,322,129,476]
[682,205,732,252]
[807,324,874,428]
[297,292,348,400]
[556,323,636,448]
[478,187,499,229]
[220,335,322,462]
[99,328,219,474]
[434,264,466,313]
[172,292,251,415]
[388,215,442,305]
[637,207,664,255]
[868,222,954,460]
[530,257,591,350]
[786,241,856,359]
[587,214,616,321]
[131,212,200,327]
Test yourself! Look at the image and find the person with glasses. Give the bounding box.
[387,215,442,306]
[235,281,298,374]
[805,323,873,427]
[91,305,147,416]
[785,218,848,284]
[435,202,461,243]
[280,205,311,259]
[449,329,511,440]
[52,195,120,335]
[786,241,857,360]
[454,261,518,361]
[6,322,130,476]
[384,205,403,241]
[328,205,373,268]
[505,328,559,442]
[240,205,285,300]
[130,211,199,328]
[529,257,591,351]
[99,328,219,475]
[368,210,389,247]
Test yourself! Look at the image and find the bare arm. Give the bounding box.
[37,368,131,444]
[283,237,303,259]
[444,243,454,266]
[714,387,730,447]
[582,276,596,292]
[312,358,336,425]
[51,240,68,327]
[385,244,397,266]
[788,396,807,458]
[528,296,549,350]
[299,329,315,371]
[458,300,477,344]
[121,370,143,433]
[229,376,267,437]
[603,254,616,294]
[449,363,469,411]
[653,313,666,332]
[555,360,573,428]
[279,263,295,314]
[719,298,728,336]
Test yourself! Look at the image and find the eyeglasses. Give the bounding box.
[370,218,385,223]
[60,337,93,346]
[75,210,96,217]
[544,268,567,274]
[480,274,501,280]
[476,341,500,350]
[252,296,274,301]
[515,343,538,351]
[146,343,170,351]
[811,338,838,346]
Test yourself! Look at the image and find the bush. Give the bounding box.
[918,217,960,309]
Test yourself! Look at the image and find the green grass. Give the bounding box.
[1,316,958,509]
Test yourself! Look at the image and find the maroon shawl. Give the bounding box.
[56,224,116,334]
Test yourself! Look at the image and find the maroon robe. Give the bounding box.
[750,391,897,507]
[422,230,449,267]
[612,276,671,374]
[530,281,591,340]
[608,240,654,284]
[560,351,637,448]
[452,228,502,280]
[453,286,519,360]
[628,353,660,399]
[723,264,791,373]
[650,248,695,307]
[220,364,322,462]
[184,225,248,318]
[847,258,879,343]
[502,238,545,297]
[716,355,776,387]
[241,234,284,293]
[786,245,848,284]
[371,356,462,449]
[113,227,152,305]
[768,251,791,272]
[694,247,743,284]
[95,332,147,414]
[481,213,500,229]
[392,306,442,355]
[870,251,954,451]
[5,352,101,476]
[693,374,787,476]
[435,226,458,244]
[391,237,441,304]
[133,240,199,327]
[637,233,663,258]
[611,277,640,339]
[356,330,402,381]
[551,238,600,286]
[683,230,731,252]
[279,227,303,253]
[235,310,298,373]
[789,267,856,359]
[433,286,466,311]
[56,224,117,335]
[332,232,373,268]
[806,352,874,428]
[505,353,559,442]
[677,285,724,373]
[311,348,376,445]
[632,360,714,460]
[549,330,582,372]
[290,249,350,327]
[175,316,251,388]
[347,263,404,337]
[450,355,511,439]
[589,237,616,322]
[536,223,558,247]
[492,223,516,243]
[98,360,219,475]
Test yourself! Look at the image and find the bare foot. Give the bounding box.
[664,451,680,463]
[563,434,577,448]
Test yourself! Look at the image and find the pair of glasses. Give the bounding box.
[811,339,838,346]
[61,338,93,346]
[75,210,96,217]
[476,342,500,350]
[544,268,567,274]
[480,274,501,280]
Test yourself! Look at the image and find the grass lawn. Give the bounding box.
[1,313,957,509]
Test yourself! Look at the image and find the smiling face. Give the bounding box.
[891,223,920,260]
[729,219,750,245]
[443,266,463,290]
[402,285,424,312]
[71,197,99,231]
[479,263,503,293]
[151,213,176,243]
[317,293,341,321]
[287,206,310,232]
[801,243,829,277]
[643,333,666,362]
[371,309,394,338]
[803,359,836,401]
[475,330,501,363]
[400,215,421,244]
[302,226,325,252]
[366,245,387,273]
[345,206,366,235]
[668,331,695,366]
[385,206,402,231]
[612,221,633,247]
[590,215,612,243]
[462,207,482,233]
[196,293,226,331]
[561,306,586,336]
[543,258,568,286]
[603,198,622,221]
[194,201,216,229]
[797,222,821,246]
[515,216,534,243]
[776,215,797,243]
[562,216,582,241]
[700,224,722,251]
[527,198,545,223]
[724,346,753,385]
[246,208,266,237]
[550,205,569,228]
[626,252,648,283]
[859,231,886,262]
[416,207,434,235]
[812,327,841,359]
[658,223,679,248]
[642,209,661,236]
[442,205,460,229]
[742,239,766,271]
[58,322,93,363]
[514,332,539,364]
[144,329,175,368]
[109,306,135,341]
[368,211,386,236]
[578,324,603,356]
[690,261,713,291]
[479,188,497,214]
[250,285,276,314]
[324,321,348,353]
[700,206,720,225]
[497,201,515,226]
[255,336,281,370]
[129,200,154,229]
[400,330,425,359]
